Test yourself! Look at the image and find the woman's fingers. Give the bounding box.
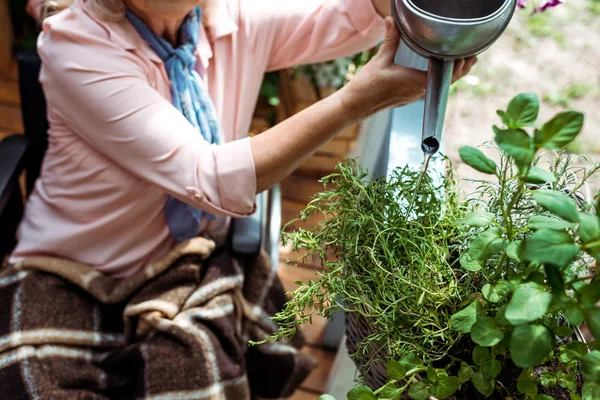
[452,56,478,82]
[376,17,401,63]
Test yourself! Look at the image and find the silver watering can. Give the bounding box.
[392,0,518,155]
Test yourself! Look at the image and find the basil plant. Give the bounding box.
[313,93,600,400]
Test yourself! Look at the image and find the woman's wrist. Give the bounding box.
[336,79,386,124]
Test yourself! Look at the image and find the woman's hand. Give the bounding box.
[337,17,477,123]
[252,17,476,192]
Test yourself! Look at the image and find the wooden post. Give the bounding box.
[0,0,14,74]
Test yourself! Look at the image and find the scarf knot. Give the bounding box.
[126,6,222,242]
[167,47,197,71]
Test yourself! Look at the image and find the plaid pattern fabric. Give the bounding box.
[0,238,316,399]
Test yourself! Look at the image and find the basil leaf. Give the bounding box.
[506,283,552,325]
[471,316,505,347]
[535,111,584,150]
[534,190,580,223]
[434,376,460,399]
[494,127,535,170]
[453,210,495,228]
[482,280,511,303]
[529,215,572,231]
[460,253,482,272]
[520,229,579,268]
[582,351,600,383]
[386,360,406,381]
[526,166,557,184]
[510,324,554,368]
[458,362,474,383]
[459,146,497,175]
[348,386,377,400]
[378,382,401,400]
[468,227,509,264]
[408,382,430,400]
[451,301,485,333]
[472,372,494,397]
[506,93,540,128]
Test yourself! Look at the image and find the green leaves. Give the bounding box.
[503,93,540,128]
[520,229,579,268]
[378,383,401,400]
[579,214,600,258]
[517,369,538,397]
[482,280,511,303]
[583,381,600,400]
[529,215,572,231]
[505,283,552,325]
[494,127,535,170]
[561,341,589,363]
[318,396,336,400]
[471,316,504,347]
[534,111,584,150]
[584,308,600,339]
[434,375,460,399]
[347,386,376,400]
[466,227,509,266]
[472,372,494,397]
[458,362,474,383]
[451,301,484,333]
[459,146,497,175]
[534,190,580,223]
[582,351,600,382]
[544,264,565,292]
[579,214,600,242]
[472,346,501,379]
[453,210,495,228]
[577,280,600,308]
[510,324,554,368]
[399,352,421,371]
[408,382,430,400]
[526,166,557,184]
[386,361,406,381]
[460,253,482,272]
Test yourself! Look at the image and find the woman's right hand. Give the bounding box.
[337,17,477,123]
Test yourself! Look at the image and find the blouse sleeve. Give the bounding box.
[239,0,386,71]
[37,14,256,217]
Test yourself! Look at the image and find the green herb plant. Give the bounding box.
[265,158,469,368]
[268,93,600,399]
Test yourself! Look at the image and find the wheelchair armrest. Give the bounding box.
[230,185,282,267]
[0,135,30,215]
[231,192,265,256]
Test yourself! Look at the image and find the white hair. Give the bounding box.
[42,0,123,21]
[43,0,211,23]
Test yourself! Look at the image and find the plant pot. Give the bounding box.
[344,311,390,390]
[345,310,588,398]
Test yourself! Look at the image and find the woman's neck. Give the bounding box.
[126,3,185,45]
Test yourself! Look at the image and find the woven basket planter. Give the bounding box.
[344,311,390,390]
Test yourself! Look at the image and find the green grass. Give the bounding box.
[589,0,600,15]
[565,137,600,155]
[526,12,566,47]
[543,83,594,108]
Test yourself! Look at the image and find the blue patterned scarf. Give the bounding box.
[126,6,222,242]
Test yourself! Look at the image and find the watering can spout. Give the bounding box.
[422,59,453,155]
[392,0,518,157]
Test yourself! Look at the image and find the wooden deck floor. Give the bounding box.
[0,58,347,399]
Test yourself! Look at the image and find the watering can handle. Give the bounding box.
[422,58,454,155]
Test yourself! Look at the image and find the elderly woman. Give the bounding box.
[1,0,475,398]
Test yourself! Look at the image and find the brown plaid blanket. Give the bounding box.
[0,237,316,399]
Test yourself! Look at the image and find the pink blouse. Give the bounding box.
[12,0,385,276]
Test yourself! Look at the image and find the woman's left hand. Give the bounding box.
[337,17,477,121]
